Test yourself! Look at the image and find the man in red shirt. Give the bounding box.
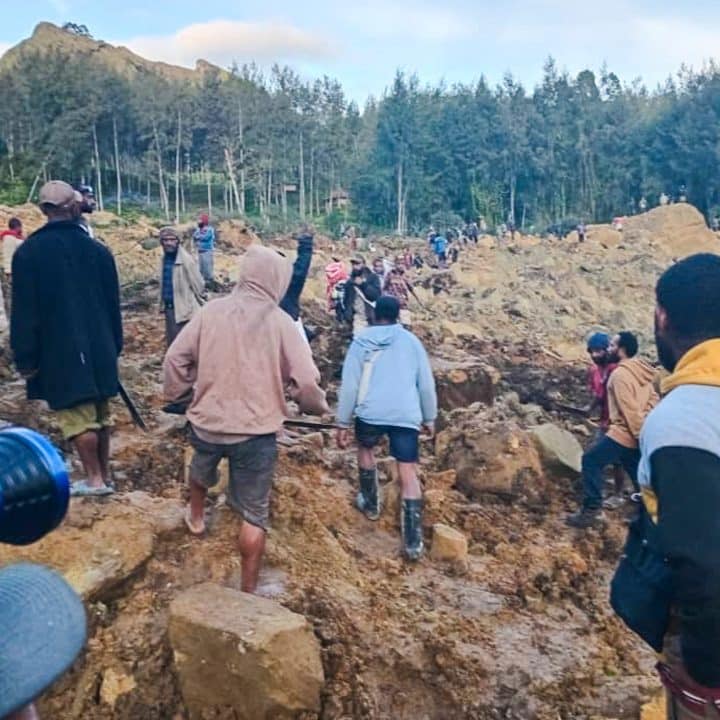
[585,332,626,508]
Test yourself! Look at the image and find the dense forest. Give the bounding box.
[1,24,720,234]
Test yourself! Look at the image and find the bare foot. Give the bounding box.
[184,508,206,536]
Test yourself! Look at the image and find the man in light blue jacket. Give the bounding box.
[336,296,437,560]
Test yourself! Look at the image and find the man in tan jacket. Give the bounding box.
[163,245,328,593]
[159,227,205,347]
[567,331,659,528]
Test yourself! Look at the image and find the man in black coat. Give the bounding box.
[343,256,381,338]
[11,180,123,497]
[279,227,313,341]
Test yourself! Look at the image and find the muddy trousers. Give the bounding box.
[581,435,639,510]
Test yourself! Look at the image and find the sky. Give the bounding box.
[2,0,720,102]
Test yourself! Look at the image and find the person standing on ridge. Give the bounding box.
[567,331,658,528]
[193,213,215,286]
[1,217,22,318]
[11,181,122,497]
[158,227,205,348]
[336,296,437,561]
[76,185,97,239]
[163,245,328,594]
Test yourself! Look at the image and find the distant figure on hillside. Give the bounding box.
[344,256,381,337]
[336,296,437,561]
[383,262,414,326]
[468,221,479,244]
[193,213,215,286]
[325,256,348,318]
[163,245,328,594]
[577,222,587,243]
[158,227,205,348]
[712,215,720,232]
[76,185,96,239]
[372,257,389,286]
[1,217,23,315]
[431,233,448,268]
[659,192,669,207]
[639,196,648,213]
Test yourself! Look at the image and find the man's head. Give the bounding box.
[586,332,610,366]
[38,181,77,221]
[609,331,639,363]
[372,258,384,275]
[8,217,21,233]
[655,253,720,371]
[77,185,96,214]
[374,296,400,325]
[198,213,209,228]
[350,256,365,276]
[159,227,180,255]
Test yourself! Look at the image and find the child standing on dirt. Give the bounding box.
[336,296,437,561]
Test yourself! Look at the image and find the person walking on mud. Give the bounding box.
[611,253,720,718]
[343,256,381,338]
[567,332,658,528]
[163,245,328,594]
[159,227,205,348]
[11,181,123,497]
[336,296,437,561]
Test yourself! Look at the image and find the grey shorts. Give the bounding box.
[188,430,278,530]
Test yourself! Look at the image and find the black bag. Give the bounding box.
[610,506,673,652]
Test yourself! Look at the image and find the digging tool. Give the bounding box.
[118,382,148,432]
[284,418,339,431]
[553,401,589,416]
[407,284,428,311]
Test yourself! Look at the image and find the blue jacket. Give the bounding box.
[433,236,447,254]
[336,324,437,430]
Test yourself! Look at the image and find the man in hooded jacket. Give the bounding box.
[163,245,328,594]
[336,296,437,560]
[567,331,659,528]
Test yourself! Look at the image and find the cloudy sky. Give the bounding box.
[2,0,720,102]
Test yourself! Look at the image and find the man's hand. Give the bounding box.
[336,428,351,449]
[422,422,436,439]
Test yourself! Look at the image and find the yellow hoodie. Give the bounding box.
[661,338,720,394]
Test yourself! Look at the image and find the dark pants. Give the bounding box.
[164,304,187,348]
[582,435,640,510]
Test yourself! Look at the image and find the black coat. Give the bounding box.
[280,234,313,321]
[343,269,381,323]
[10,220,123,410]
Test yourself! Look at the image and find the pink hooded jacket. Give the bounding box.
[163,245,328,436]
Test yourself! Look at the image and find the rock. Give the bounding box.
[425,469,457,492]
[433,358,497,410]
[431,524,468,562]
[640,691,665,720]
[0,494,176,600]
[377,456,400,484]
[100,667,137,707]
[169,583,324,720]
[440,426,543,498]
[531,423,583,475]
[300,432,325,451]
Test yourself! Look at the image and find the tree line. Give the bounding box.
[1,31,720,234]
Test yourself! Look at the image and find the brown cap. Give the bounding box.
[38,181,76,208]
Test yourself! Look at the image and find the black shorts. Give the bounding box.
[355,419,420,463]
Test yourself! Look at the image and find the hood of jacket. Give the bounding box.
[234,245,292,304]
[618,357,657,385]
[355,323,403,352]
[662,338,720,394]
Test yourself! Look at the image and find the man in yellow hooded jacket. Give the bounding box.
[611,253,720,718]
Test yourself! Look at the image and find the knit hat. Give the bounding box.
[587,332,610,352]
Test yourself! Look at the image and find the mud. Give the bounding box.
[1,204,710,718]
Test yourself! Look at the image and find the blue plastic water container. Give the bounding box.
[0,427,69,545]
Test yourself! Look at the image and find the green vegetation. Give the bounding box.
[1,26,719,233]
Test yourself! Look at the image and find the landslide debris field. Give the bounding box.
[1,203,715,719]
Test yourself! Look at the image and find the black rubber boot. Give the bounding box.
[402,498,424,561]
[355,468,380,521]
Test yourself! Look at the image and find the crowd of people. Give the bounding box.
[4,179,720,718]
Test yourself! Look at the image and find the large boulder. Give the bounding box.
[531,423,583,475]
[433,358,498,410]
[169,583,324,720]
[437,424,542,498]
